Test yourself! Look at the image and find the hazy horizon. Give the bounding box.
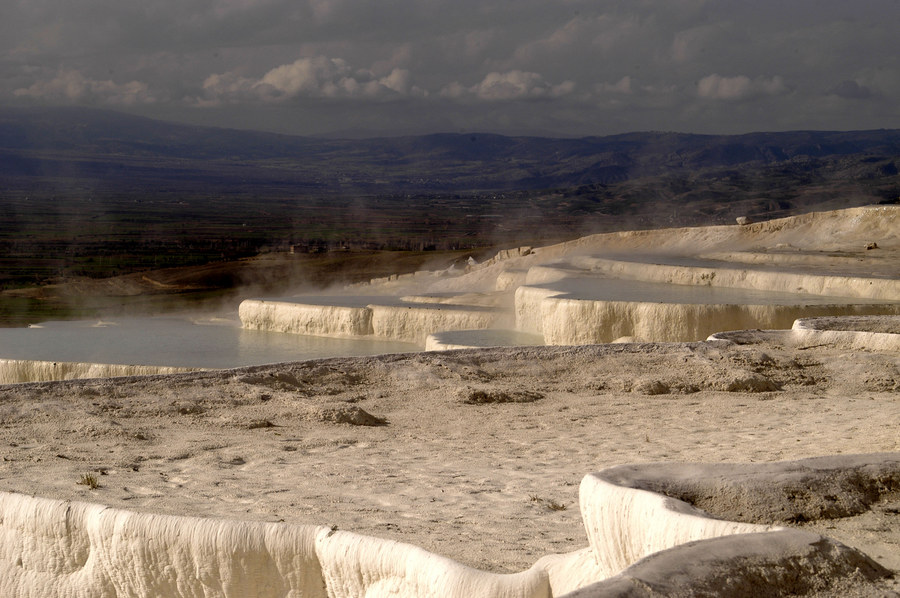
[7,102,900,143]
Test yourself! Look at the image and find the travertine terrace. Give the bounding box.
[0,206,898,596]
[240,205,900,350]
[3,206,897,383]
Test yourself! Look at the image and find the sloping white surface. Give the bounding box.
[577,472,779,580]
[315,529,550,598]
[0,492,328,598]
[0,492,550,598]
[792,316,900,351]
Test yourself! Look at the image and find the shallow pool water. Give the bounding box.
[0,313,419,369]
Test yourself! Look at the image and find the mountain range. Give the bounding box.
[2,105,899,195]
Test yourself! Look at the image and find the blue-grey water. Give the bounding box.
[0,314,418,368]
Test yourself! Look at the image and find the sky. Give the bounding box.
[3,0,900,137]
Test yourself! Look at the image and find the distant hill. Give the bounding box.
[2,105,899,194]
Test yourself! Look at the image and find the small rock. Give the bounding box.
[736,216,753,225]
[865,242,878,250]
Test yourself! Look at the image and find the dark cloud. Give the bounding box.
[828,80,874,100]
[3,0,899,136]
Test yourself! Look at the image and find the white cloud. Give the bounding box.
[199,56,419,104]
[260,56,350,97]
[13,68,155,105]
[697,74,786,101]
[378,68,412,95]
[441,70,575,101]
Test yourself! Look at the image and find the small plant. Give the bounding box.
[528,495,568,511]
[545,500,568,511]
[77,473,100,490]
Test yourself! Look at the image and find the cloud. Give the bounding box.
[511,16,591,64]
[503,12,647,82]
[827,80,873,100]
[440,70,575,101]
[3,0,900,135]
[671,22,735,64]
[13,69,155,105]
[199,56,420,104]
[595,76,634,95]
[696,74,787,101]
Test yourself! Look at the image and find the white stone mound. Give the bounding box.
[1,453,895,598]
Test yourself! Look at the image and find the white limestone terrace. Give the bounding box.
[791,314,900,351]
[2,206,896,383]
[1,453,895,597]
[2,205,899,595]
[516,269,900,344]
[706,314,900,354]
[239,295,510,346]
[241,205,900,348]
[566,252,899,300]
